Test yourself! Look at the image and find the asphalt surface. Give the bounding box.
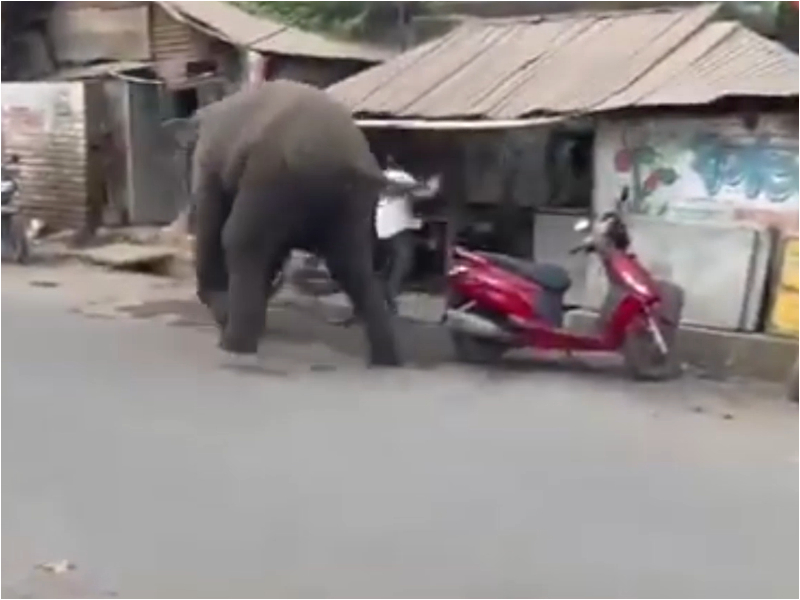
[2,264,798,598]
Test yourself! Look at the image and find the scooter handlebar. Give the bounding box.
[569,236,595,255]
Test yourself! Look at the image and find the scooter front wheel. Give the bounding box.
[451,331,508,364]
[622,320,679,381]
[624,280,684,381]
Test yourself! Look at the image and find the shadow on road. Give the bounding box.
[119,297,637,381]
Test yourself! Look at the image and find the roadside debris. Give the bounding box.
[29,280,59,288]
[34,560,76,574]
[71,243,176,275]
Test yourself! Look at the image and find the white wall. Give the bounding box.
[589,112,798,331]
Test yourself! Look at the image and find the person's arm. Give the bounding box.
[413,174,441,200]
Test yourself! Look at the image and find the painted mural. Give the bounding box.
[690,133,798,204]
[613,143,679,216]
[598,115,799,233]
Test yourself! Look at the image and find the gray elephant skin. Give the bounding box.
[190,80,400,366]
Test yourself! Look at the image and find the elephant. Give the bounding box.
[189,80,401,367]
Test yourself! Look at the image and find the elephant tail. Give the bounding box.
[350,162,390,191]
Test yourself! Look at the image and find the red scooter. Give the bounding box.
[443,188,684,380]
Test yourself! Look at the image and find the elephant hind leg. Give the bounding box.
[322,220,402,368]
[220,186,292,355]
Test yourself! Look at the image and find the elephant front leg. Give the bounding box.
[192,165,230,328]
[219,188,289,354]
[219,249,266,354]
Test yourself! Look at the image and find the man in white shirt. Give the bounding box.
[376,157,439,314]
[328,158,439,326]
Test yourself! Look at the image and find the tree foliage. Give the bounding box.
[723,1,798,51]
[234,1,799,50]
[234,2,434,39]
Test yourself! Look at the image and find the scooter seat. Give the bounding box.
[479,252,571,293]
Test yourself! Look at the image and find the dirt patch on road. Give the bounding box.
[119,298,212,328]
[118,297,452,369]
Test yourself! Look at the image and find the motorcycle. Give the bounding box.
[443,187,685,380]
[1,155,29,264]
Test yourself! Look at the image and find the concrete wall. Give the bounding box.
[533,213,589,305]
[589,112,797,332]
[583,216,770,331]
[1,82,89,229]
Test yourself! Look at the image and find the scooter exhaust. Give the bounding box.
[444,308,514,342]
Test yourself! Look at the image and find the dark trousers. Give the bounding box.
[377,229,415,313]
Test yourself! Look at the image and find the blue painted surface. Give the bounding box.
[691,133,799,204]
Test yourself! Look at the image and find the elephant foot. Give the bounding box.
[327,311,357,327]
[198,289,229,328]
[368,349,403,368]
[219,331,259,355]
[219,351,262,372]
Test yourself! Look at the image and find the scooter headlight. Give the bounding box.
[448,264,469,277]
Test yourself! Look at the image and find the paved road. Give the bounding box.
[2,265,798,598]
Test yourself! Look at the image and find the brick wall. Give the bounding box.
[1,82,89,229]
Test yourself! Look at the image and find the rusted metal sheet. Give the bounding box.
[330,3,798,121]
[49,1,151,64]
[151,3,208,87]
[1,82,89,230]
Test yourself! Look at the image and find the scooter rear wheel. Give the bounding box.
[451,331,507,364]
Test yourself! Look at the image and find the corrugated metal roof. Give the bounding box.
[329,3,799,120]
[157,1,393,63]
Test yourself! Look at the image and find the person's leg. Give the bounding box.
[384,229,415,314]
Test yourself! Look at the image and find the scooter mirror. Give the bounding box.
[573,218,591,232]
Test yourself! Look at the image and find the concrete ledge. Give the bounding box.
[567,310,798,384]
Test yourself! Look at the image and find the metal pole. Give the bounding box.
[397,2,411,51]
